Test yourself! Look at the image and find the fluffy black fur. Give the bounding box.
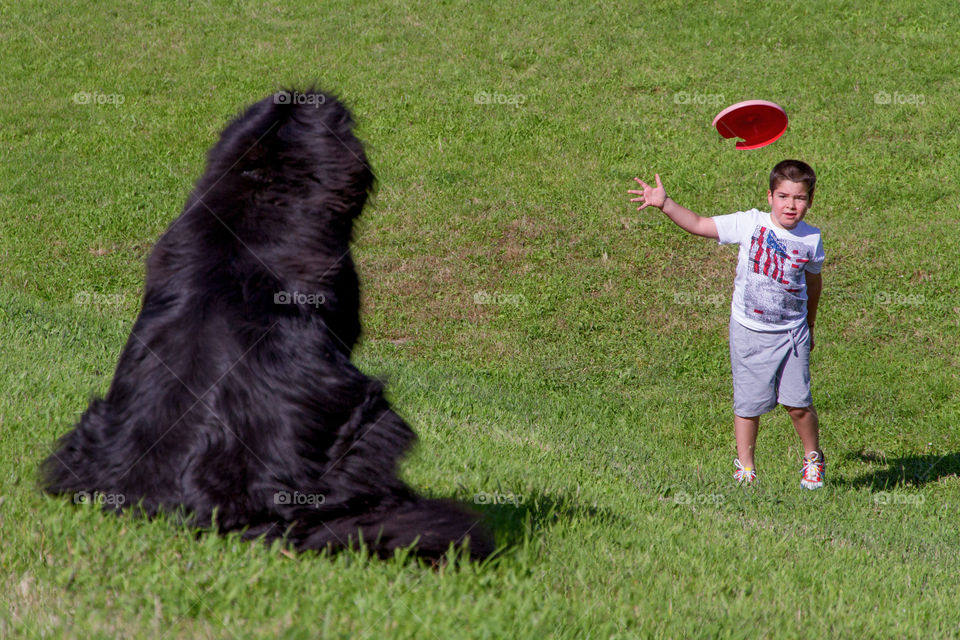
[41,89,492,560]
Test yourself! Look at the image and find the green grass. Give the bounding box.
[2,0,960,637]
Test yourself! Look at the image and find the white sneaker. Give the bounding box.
[734,458,756,484]
[800,451,825,490]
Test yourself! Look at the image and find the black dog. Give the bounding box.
[41,89,492,560]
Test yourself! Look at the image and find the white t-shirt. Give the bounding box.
[712,209,825,332]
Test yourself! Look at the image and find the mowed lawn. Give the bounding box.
[2,0,959,638]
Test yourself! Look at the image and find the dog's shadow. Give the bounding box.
[462,489,623,551]
[838,450,960,490]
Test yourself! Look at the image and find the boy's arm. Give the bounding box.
[805,271,822,350]
[660,197,720,239]
[628,174,718,239]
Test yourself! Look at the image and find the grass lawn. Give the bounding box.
[2,0,959,637]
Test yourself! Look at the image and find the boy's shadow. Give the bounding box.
[839,450,960,490]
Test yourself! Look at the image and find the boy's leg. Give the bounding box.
[785,404,819,454]
[729,320,777,478]
[787,404,825,489]
[734,414,760,468]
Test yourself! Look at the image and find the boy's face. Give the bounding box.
[767,179,813,230]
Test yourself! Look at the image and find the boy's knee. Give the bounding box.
[784,404,816,418]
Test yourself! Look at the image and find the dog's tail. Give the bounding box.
[253,497,494,561]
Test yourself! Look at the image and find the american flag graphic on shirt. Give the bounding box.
[744,225,813,324]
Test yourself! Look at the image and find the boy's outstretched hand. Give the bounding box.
[628,174,667,210]
[626,174,719,239]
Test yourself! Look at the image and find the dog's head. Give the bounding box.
[194,88,375,241]
[148,89,375,350]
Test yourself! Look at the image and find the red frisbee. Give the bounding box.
[712,100,788,150]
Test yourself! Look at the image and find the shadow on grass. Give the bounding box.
[469,489,624,551]
[838,450,960,490]
[39,485,618,566]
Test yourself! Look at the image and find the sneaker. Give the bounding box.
[734,459,756,484]
[800,451,825,489]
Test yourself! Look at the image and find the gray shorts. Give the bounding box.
[729,319,813,417]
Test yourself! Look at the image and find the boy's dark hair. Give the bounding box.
[769,159,816,198]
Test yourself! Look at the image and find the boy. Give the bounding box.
[628,160,825,489]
